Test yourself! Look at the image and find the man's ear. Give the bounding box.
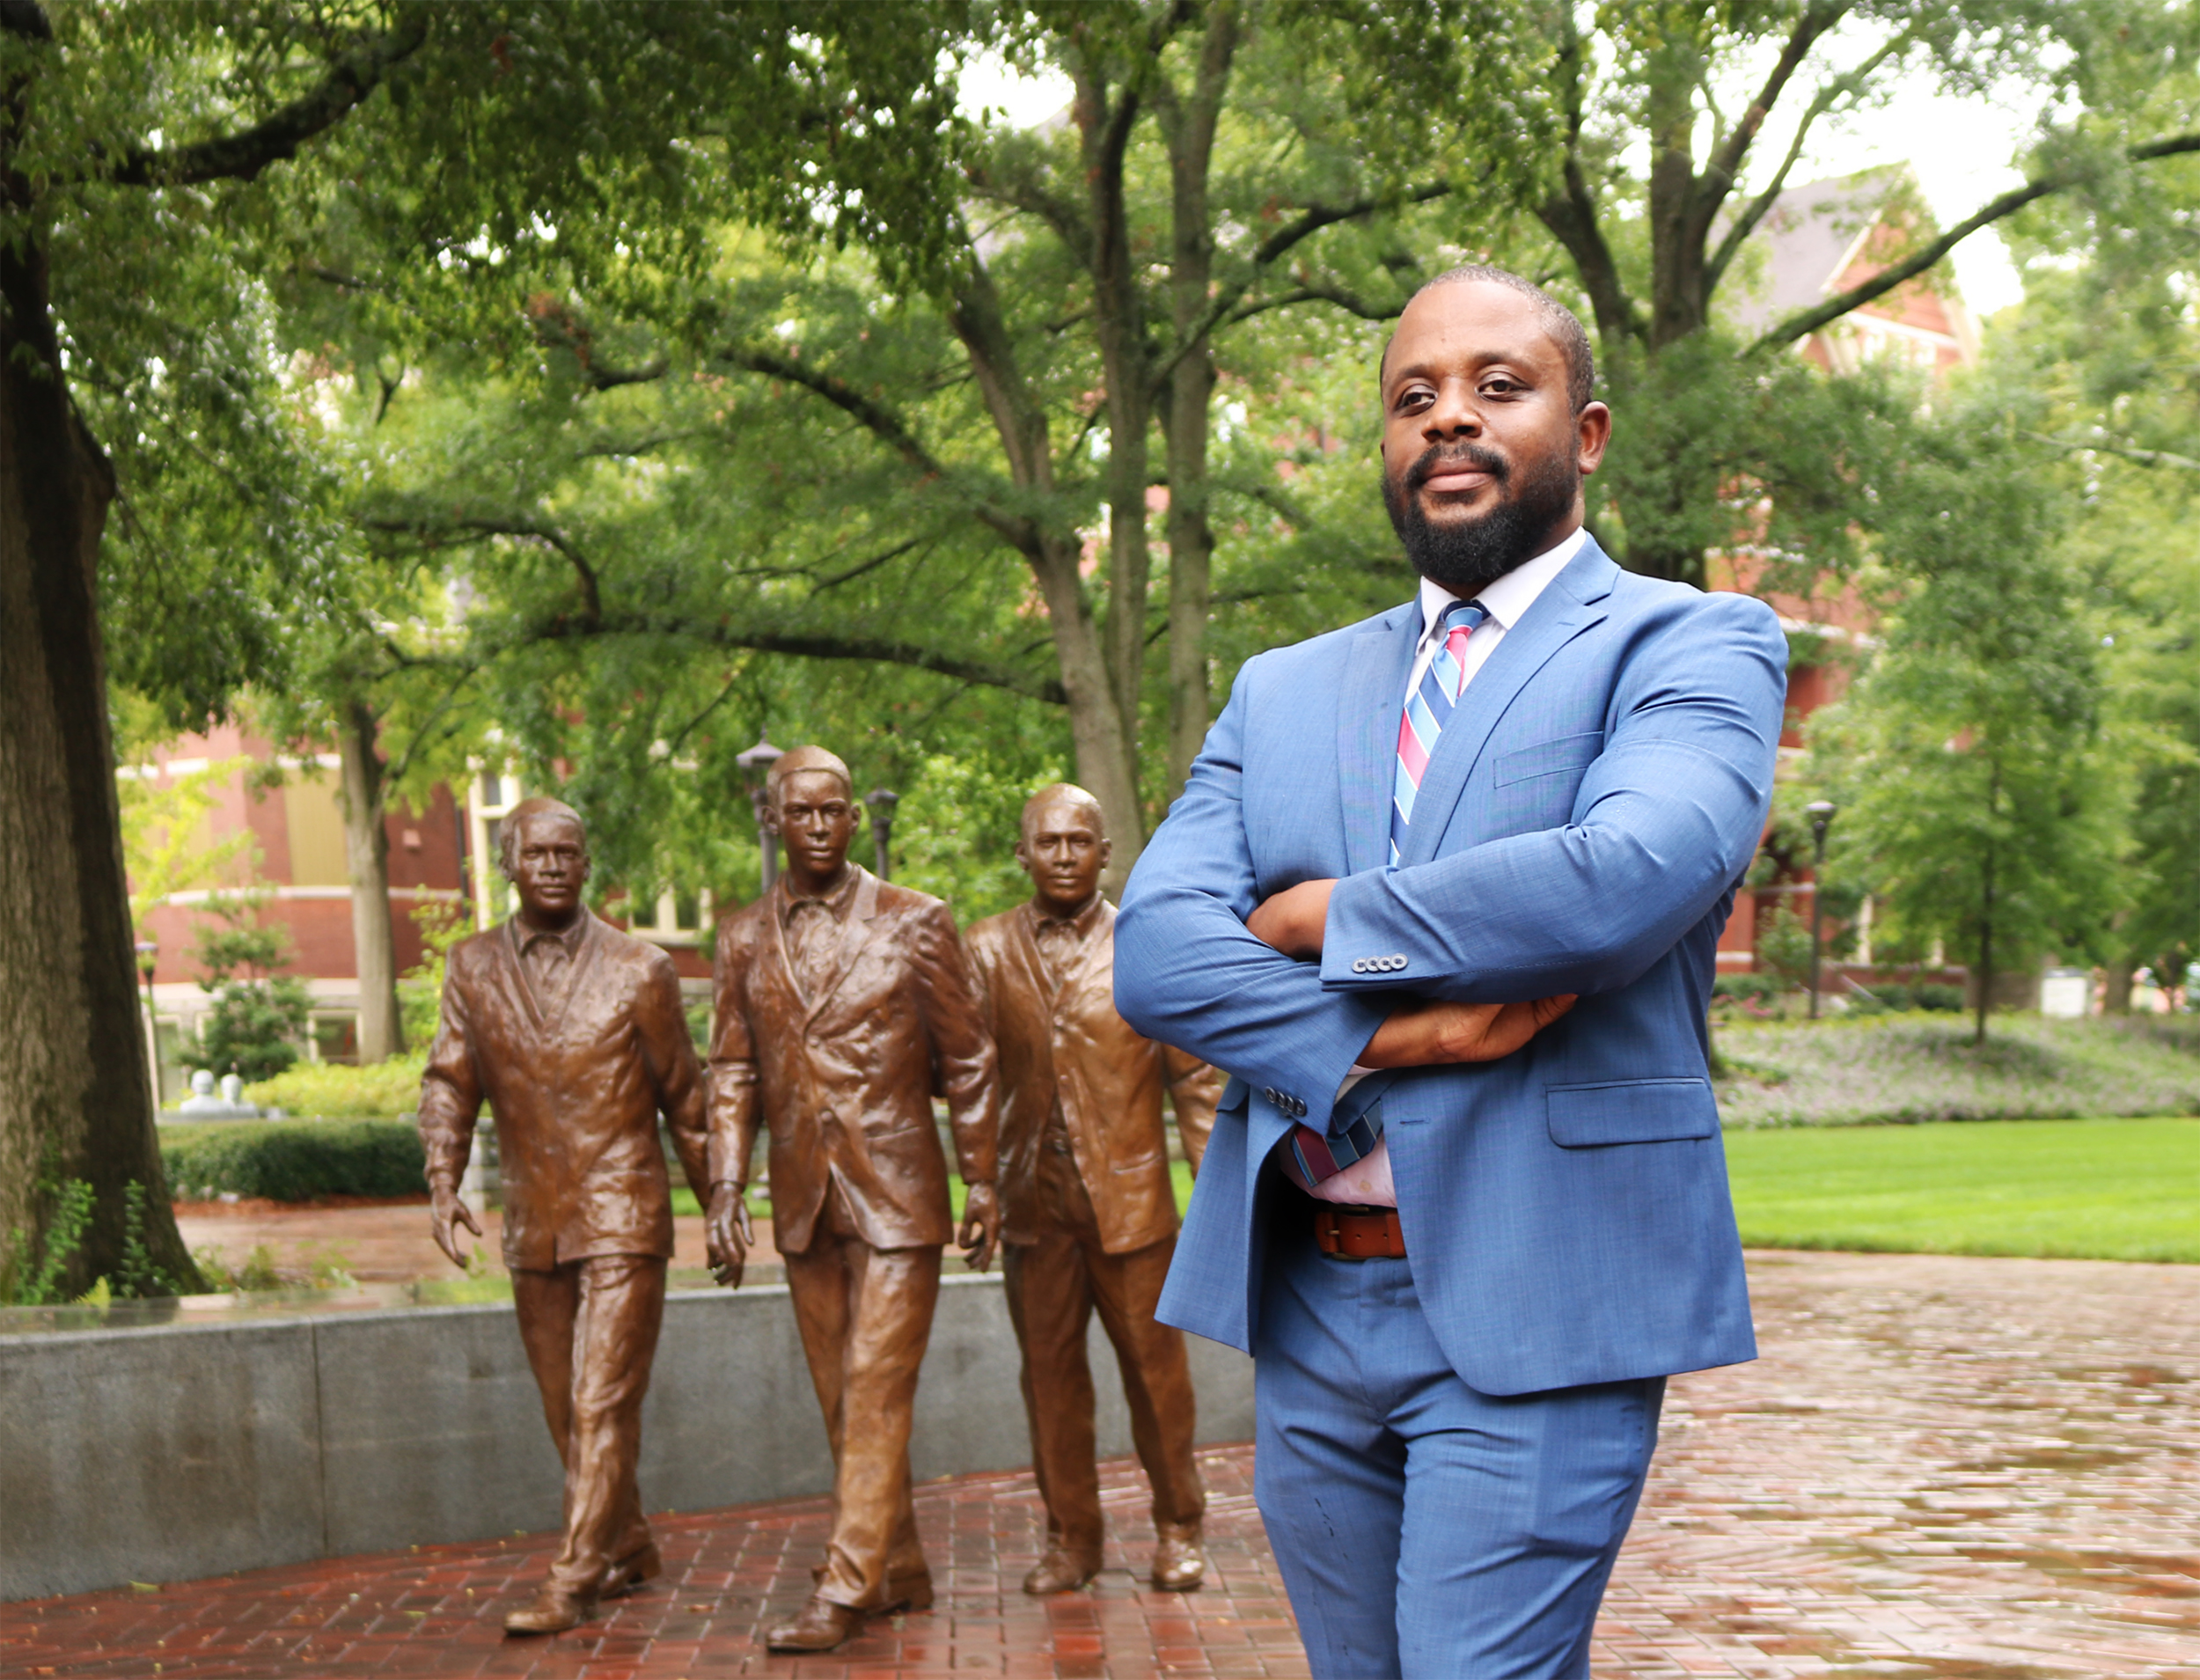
[1098,837,1113,869]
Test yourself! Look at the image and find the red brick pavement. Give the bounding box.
[4,1251,2194,1679]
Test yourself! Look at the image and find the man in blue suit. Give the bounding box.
[1115,267,1786,1676]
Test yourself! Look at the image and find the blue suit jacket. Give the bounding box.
[1115,539,1785,1396]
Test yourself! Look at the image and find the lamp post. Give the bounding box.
[866,788,900,882]
[1805,801,1837,1020]
[735,735,786,899]
[135,939,160,1104]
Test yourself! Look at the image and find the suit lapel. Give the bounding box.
[1338,604,1422,876]
[500,917,556,1037]
[1401,540,1619,865]
[804,868,882,1023]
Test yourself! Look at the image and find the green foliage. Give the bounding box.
[1715,1015,2200,1129]
[159,1119,428,1203]
[175,892,313,1082]
[398,899,471,1051]
[893,752,1067,928]
[193,1245,282,1293]
[245,1053,428,1121]
[1725,1119,2200,1264]
[110,1181,193,1300]
[1804,400,2124,1041]
[0,1175,93,1307]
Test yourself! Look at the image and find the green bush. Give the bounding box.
[245,1053,428,1119]
[161,1119,428,1202]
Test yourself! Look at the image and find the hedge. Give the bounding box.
[161,1119,428,1202]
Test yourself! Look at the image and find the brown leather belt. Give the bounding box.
[1313,1204,1407,1260]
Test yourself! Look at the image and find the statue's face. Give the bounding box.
[1017,799,1109,915]
[508,814,590,920]
[771,770,855,884]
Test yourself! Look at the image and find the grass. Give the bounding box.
[1715,1012,2200,1127]
[1724,1117,2200,1263]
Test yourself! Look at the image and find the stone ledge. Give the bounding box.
[0,1273,1252,1602]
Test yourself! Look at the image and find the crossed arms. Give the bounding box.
[1113,593,1786,1135]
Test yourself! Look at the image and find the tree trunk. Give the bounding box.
[946,249,1146,891]
[1157,3,1237,804]
[1973,840,1996,1047]
[0,216,200,1297]
[2102,960,2134,1015]
[335,696,403,1061]
[1074,62,1154,794]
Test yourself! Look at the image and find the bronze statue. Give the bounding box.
[706,745,1001,1654]
[965,784,1221,1595]
[417,796,729,1636]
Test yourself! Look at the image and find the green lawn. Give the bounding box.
[1724,1117,2200,1263]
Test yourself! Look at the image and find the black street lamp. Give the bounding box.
[1806,801,1837,1020]
[866,788,900,882]
[736,735,786,899]
[135,939,161,1104]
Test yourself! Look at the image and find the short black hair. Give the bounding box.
[1379,265,1596,414]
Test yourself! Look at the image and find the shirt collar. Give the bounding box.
[780,864,862,923]
[512,911,590,957]
[1415,524,1589,648]
[1030,891,1106,940]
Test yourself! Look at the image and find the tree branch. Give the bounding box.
[2023,429,2200,472]
[1749,130,2200,352]
[110,16,429,186]
[1149,180,1453,387]
[518,616,1067,704]
[1705,27,1910,297]
[1696,2,1850,213]
[718,341,1034,549]
[365,513,602,628]
[1223,282,1404,326]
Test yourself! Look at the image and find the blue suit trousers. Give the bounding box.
[1254,1219,1662,1678]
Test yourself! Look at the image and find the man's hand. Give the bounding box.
[706,1182,754,1289]
[1360,994,1579,1067]
[957,1181,1000,1273]
[429,1182,484,1269]
[1246,878,1337,958]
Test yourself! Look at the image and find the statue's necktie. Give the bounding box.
[1290,597,1488,1187]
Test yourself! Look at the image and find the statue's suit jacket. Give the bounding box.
[1114,539,1786,1396]
[966,899,1221,1256]
[419,913,715,1270]
[708,867,999,1255]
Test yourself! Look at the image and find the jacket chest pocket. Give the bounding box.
[1547,1079,1717,1148]
[1492,730,1602,790]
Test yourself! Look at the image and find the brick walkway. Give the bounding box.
[4,1251,2194,1678]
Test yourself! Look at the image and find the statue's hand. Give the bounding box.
[706,1182,752,1290]
[957,1181,1000,1274]
[429,1183,483,1269]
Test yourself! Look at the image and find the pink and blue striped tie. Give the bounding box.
[1287,597,1488,1188]
[1390,598,1489,863]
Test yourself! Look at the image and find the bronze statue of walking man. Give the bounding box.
[966,784,1221,1594]
[706,745,1001,1653]
[418,796,730,1634]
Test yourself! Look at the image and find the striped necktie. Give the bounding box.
[1287,596,1488,1189]
[1390,598,1489,864]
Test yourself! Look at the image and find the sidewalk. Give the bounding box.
[5,1251,2194,1678]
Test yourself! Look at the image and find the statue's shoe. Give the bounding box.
[808,1561,933,1610]
[600,1540,663,1599]
[503,1582,598,1635]
[765,1593,866,1653]
[1022,1545,1103,1595]
[1150,1527,1206,1592]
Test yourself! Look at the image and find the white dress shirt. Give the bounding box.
[1302,525,1590,1207]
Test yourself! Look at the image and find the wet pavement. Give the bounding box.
[4,1251,2193,1677]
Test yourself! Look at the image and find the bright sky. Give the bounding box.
[954,46,2035,318]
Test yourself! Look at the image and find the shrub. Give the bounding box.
[246,1053,428,1120]
[161,1119,428,1202]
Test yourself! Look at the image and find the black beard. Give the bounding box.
[1382,442,1579,596]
